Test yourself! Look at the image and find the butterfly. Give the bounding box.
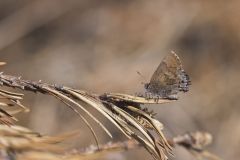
[144,51,190,100]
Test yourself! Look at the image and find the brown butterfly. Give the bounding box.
[144,51,190,99]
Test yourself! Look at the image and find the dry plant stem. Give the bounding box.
[80,132,221,160]
[101,93,173,104]
[64,88,131,138]
[80,139,153,156]
[126,105,172,152]
[60,88,112,138]
[0,73,176,160]
[0,74,103,147]
[47,89,100,150]
[0,80,27,125]
[106,102,162,159]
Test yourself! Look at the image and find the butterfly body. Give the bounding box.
[145,52,190,100]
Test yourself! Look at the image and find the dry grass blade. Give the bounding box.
[0,102,11,106]
[0,89,23,100]
[64,87,130,138]
[102,93,174,104]
[40,85,100,148]
[126,105,172,153]
[0,107,18,124]
[113,115,162,160]
[112,104,156,146]
[0,89,27,112]
[10,99,29,111]
[0,87,27,125]
[59,88,112,138]
[109,103,155,146]
[0,125,79,160]
[91,100,159,158]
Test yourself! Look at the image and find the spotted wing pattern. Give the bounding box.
[145,52,190,99]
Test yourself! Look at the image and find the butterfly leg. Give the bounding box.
[153,95,163,103]
[154,95,160,103]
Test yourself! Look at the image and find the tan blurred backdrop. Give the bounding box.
[0,0,240,159]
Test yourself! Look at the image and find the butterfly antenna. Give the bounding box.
[136,71,147,85]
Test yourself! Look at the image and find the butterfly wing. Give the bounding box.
[146,52,190,98]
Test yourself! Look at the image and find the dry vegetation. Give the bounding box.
[0,62,221,160]
[0,0,239,159]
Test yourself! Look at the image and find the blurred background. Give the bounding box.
[0,0,239,159]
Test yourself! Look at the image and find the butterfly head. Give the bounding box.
[144,83,150,90]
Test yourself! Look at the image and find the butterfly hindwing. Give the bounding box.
[145,52,190,99]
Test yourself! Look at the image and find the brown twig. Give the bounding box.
[77,131,221,160]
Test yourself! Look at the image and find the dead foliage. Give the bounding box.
[0,62,221,160]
